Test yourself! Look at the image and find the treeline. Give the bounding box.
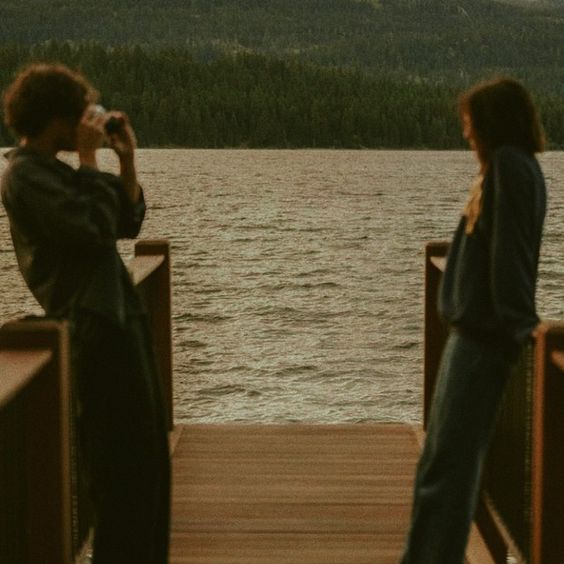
[0,43,461,149]
[2,0,564,92]
[1,43,564,149]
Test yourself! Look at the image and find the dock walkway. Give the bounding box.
[169,423,488,563]
[7,240,563,562]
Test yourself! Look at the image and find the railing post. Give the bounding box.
[423,241,449,428]
[134,239,174,430]
[0,319,73,564]
[531,322,564,563]
[478,340,535,563]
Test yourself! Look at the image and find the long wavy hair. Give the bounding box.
[459,78,545,234]
[458,77,545,169]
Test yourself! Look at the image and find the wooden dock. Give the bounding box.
[169,423,491,563]
[5,239,564,563]
[169,424,418,563]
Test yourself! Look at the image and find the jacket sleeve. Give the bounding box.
[489,148,539,343]
[95,169,146,238]
[7,160,144,248]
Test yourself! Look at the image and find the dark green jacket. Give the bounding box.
[439,145,546,354]
[1,147,145,325]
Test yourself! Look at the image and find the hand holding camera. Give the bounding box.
[94,105,124,136]
[76,106,105,167]
[78,105,137,168]
[91,105,137,162]
[78,104,140,202]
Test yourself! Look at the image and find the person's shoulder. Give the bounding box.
[7,148,73,184]
[493,145,534,165]
[5,147,48,177]
[2,148,72,208]
[494,144,542,170]
[1,148,30,196]
[489,145,545,209]
[492,145,542,181]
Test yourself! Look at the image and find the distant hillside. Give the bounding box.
[2,1,564,149]
[2,0,564,91]
[0,43,467,149]
[2,42,564,150]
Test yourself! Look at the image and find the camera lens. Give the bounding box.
[105,116,123,134]
[91,104,106,118]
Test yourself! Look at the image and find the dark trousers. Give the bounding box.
[73,311,170,563]
[400,332,513,564]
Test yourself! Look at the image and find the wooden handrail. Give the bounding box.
[0,349,52,409]
[430,256,446,272]
[0,320,73,564]
[128,254,165,286]
[550,350,564,372]
[131,239,174,430]
[530,322,564,564]
[0,239,174,563]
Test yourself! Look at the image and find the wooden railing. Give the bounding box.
[0,321,72,564]
[0,239,173,563]
[128,240,174,431]
[425,241,564,564]
[530,323,564,563]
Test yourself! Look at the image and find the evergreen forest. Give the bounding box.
[1,0,564,148]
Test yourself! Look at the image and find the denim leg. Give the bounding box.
[401,333,511,564]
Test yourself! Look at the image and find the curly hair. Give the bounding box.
[458,77,545,167]
[3,63,99,137]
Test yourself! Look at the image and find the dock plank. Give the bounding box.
[169,423,493,562]
[170,532,403,564]
[170,424,419,562]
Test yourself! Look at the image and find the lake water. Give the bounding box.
[2,149,564,424]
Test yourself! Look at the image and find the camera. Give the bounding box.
[91,105,124,134]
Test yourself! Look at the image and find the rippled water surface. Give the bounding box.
[2,149,564,423]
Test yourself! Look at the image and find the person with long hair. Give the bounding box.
[401,78,546,563]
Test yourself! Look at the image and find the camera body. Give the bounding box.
[91,105,124,134]
[105,116,123,135]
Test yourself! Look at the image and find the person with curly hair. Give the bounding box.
[1,63,170,563]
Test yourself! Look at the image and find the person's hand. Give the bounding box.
[105,111,137,162]
[77,105,106,168]
[104,111,140,202]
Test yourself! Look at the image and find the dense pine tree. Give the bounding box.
[1,43,563,149]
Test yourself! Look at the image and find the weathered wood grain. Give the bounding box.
[169,424,494,562]
[169,424,419,562]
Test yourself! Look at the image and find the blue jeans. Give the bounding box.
[401,331,513,564]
